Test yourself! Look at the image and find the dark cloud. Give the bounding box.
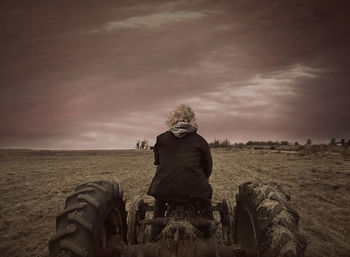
[0,0,349,149]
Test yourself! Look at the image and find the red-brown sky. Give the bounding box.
[1,0,349,149]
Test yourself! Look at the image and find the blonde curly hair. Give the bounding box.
[166,104,198,129]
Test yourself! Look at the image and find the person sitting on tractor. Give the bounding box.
[147,104,213,241]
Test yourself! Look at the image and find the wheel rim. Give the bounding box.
[236,208,259,255]
[100,207,125,248]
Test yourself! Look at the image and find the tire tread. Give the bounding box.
[235,181,307,257]
[49,180,127,257]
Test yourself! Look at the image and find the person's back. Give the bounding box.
[148,130,212,201]
[147,104,213,240]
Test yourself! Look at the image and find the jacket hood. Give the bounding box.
[170,122,198,138]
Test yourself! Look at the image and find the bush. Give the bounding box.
[209,139,232,148]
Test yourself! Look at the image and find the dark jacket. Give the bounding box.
[147,131,213,201]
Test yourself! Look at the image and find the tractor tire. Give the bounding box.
[234,181,307,257]
[127,198,146,245]
[49,181,127,257]
[219,199,233,243]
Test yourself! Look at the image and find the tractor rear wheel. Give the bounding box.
[234,181,307,257]
[127,198,147,244]
[49,181,127,257]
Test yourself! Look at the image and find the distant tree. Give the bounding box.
[294,141,299,146]
[330,138,336,145]
[281,141,289,146]
[221,139,231,148]
[136,140,140,149]
[267,140,274,146]
[234,142,245,147]
[209,139,232,148]
[213,139,220,148]
[340,138,345,146]
[140,139,148,149]
[306,139,312,145]
[345,139,350,147]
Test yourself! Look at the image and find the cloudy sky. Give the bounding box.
[0,0,349,149]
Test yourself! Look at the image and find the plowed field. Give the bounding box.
[0,149,349,257]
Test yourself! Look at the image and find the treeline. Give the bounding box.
[208,139,293,148]
[136,138,350,149]
[209,138,350,148]
[246,140,291,146]
[209,139,234,148]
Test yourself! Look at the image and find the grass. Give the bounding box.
[0,149,349,257]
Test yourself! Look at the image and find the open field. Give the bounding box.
[0,148,349,257]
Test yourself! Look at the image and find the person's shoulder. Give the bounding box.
[192,133,209,145]
[156,131,172,140]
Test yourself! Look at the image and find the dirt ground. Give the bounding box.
[0,149,349,257]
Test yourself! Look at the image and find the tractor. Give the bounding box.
[49,180,307,257]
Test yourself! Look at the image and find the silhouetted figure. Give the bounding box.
[147,104,213,241]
